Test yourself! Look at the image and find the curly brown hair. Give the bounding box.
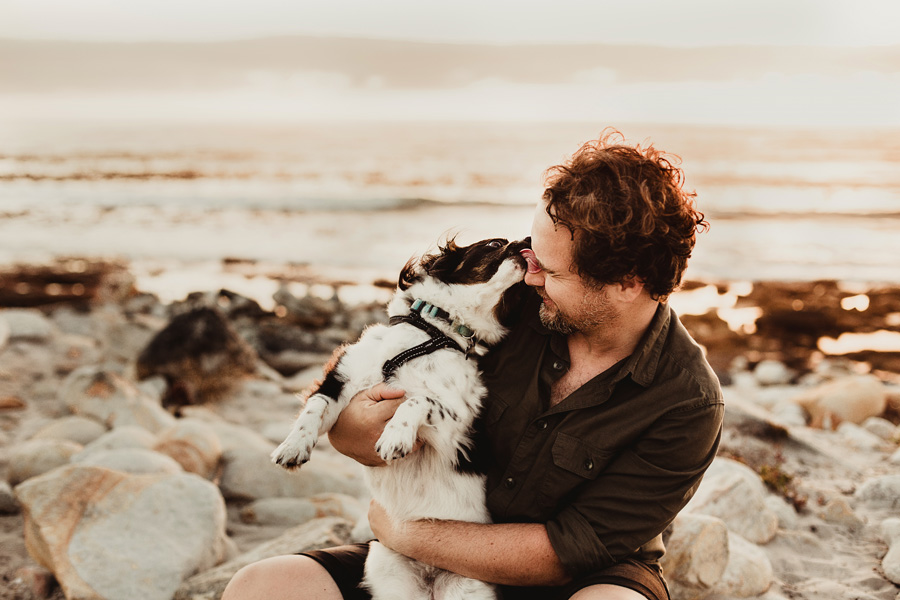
[543,129,708,300]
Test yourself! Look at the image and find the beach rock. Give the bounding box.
[861,416,898,441]
[71,447,184,475]
[7,438,84,485]
[1,308,55,341]
[765,495,799,531]
[77,425,158,456]
[753,360,793,386]
[30,415,108,446]
[104,314,163,364]
[711,532,774,598]
[15,465,230,600]
[881,518,900,584]
[0,394,26,410]
[136,306,258,411]
[62,366,175,432]
[240,493,365,527]
[661,513,729,600]
[154,418,223,479]
[891,447,900,466]
[792,374,887,429]
[273,285,340,329]
[837,421,891,451]
[0,480,19,513]
[173,516,353,600]
[854,474,900,509]
[204,419,276,454]
[818,497,865,532]
[685,457,779,544]
[219,448,364,501]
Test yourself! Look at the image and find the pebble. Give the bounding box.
[154,418,223,479]
[660,513,729,595]
[712,531,775,598]
[78,424,159,456]
[861,416,898,441]
[836,422,891,452]
[818,497,865,532]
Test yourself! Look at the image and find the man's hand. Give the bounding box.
[328,383,416,466]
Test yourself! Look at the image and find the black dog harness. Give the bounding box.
[381,299,477,379]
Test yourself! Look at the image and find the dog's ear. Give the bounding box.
[398,257,423,291]
[420,238,463,280]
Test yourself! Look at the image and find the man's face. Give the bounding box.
[524,201,618,334]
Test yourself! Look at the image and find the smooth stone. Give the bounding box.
[792,375,887,429]
[61,366,175,432]
[15,465,230,600]
[881,518,900,584]
[711,532,774,598]
[30,415,108,446]
[77,425,159,457]
[685,457,779,544]
[154,419,223,479]
[836,422,891,451]
[240,493,365,527]
[854,474,900,509]
[8,438,84,485]
[1,309,56,341]
[219,448,364,501]
[71,447,184,475]
[753,360,793,386]
[861,416,898,441]
[660,513,729,598]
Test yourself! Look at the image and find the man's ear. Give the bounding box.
[613,274,645,303]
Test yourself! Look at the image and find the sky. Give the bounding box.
[2,0,899,46]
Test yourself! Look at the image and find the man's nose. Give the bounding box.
[524,268,544,287]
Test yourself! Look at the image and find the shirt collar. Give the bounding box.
[528,295,671,388]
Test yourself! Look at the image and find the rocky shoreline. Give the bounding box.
[1,258,899,600]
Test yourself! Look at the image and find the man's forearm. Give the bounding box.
[388,518,570,587]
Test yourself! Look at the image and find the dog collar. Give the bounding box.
[410,298,475,340]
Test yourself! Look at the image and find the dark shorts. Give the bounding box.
[300,543,669,600]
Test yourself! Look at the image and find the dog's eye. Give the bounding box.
[487,241,503,249]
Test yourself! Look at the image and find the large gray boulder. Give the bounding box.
[15,465,230,600]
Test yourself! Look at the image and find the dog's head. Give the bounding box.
[396,237,531,342]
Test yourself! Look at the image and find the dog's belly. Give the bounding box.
[365,448,490,524]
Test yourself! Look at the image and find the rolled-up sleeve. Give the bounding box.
[545,401,724,577]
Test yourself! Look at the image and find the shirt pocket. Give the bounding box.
[538,432,615,510]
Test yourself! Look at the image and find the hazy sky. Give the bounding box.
[2,0,899,46]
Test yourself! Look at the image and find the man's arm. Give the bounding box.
[368,500,570,587]
[327,383,407,466]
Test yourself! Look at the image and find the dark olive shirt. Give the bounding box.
[478,296,724,578]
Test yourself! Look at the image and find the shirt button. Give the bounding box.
[552,361,565,371]
[584,459,594,471]
[503,477,516,489]
[536,420,548,430]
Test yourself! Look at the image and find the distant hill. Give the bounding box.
[1,36,898,92]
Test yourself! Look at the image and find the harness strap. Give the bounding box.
[382,312,466,379]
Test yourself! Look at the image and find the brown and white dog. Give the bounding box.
[271,237,529,600]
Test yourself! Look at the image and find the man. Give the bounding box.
[223,130,724,600]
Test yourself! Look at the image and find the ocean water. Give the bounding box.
[1,119,899,286]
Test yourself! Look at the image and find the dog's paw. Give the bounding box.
[374,421,417,463]
[270,431,317,469]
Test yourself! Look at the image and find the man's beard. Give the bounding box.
[537,286,614,335]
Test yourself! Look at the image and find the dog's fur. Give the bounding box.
[271,237,529,600]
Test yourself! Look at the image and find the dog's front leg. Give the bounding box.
[271,391,345,469]
[374,396,440,462]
